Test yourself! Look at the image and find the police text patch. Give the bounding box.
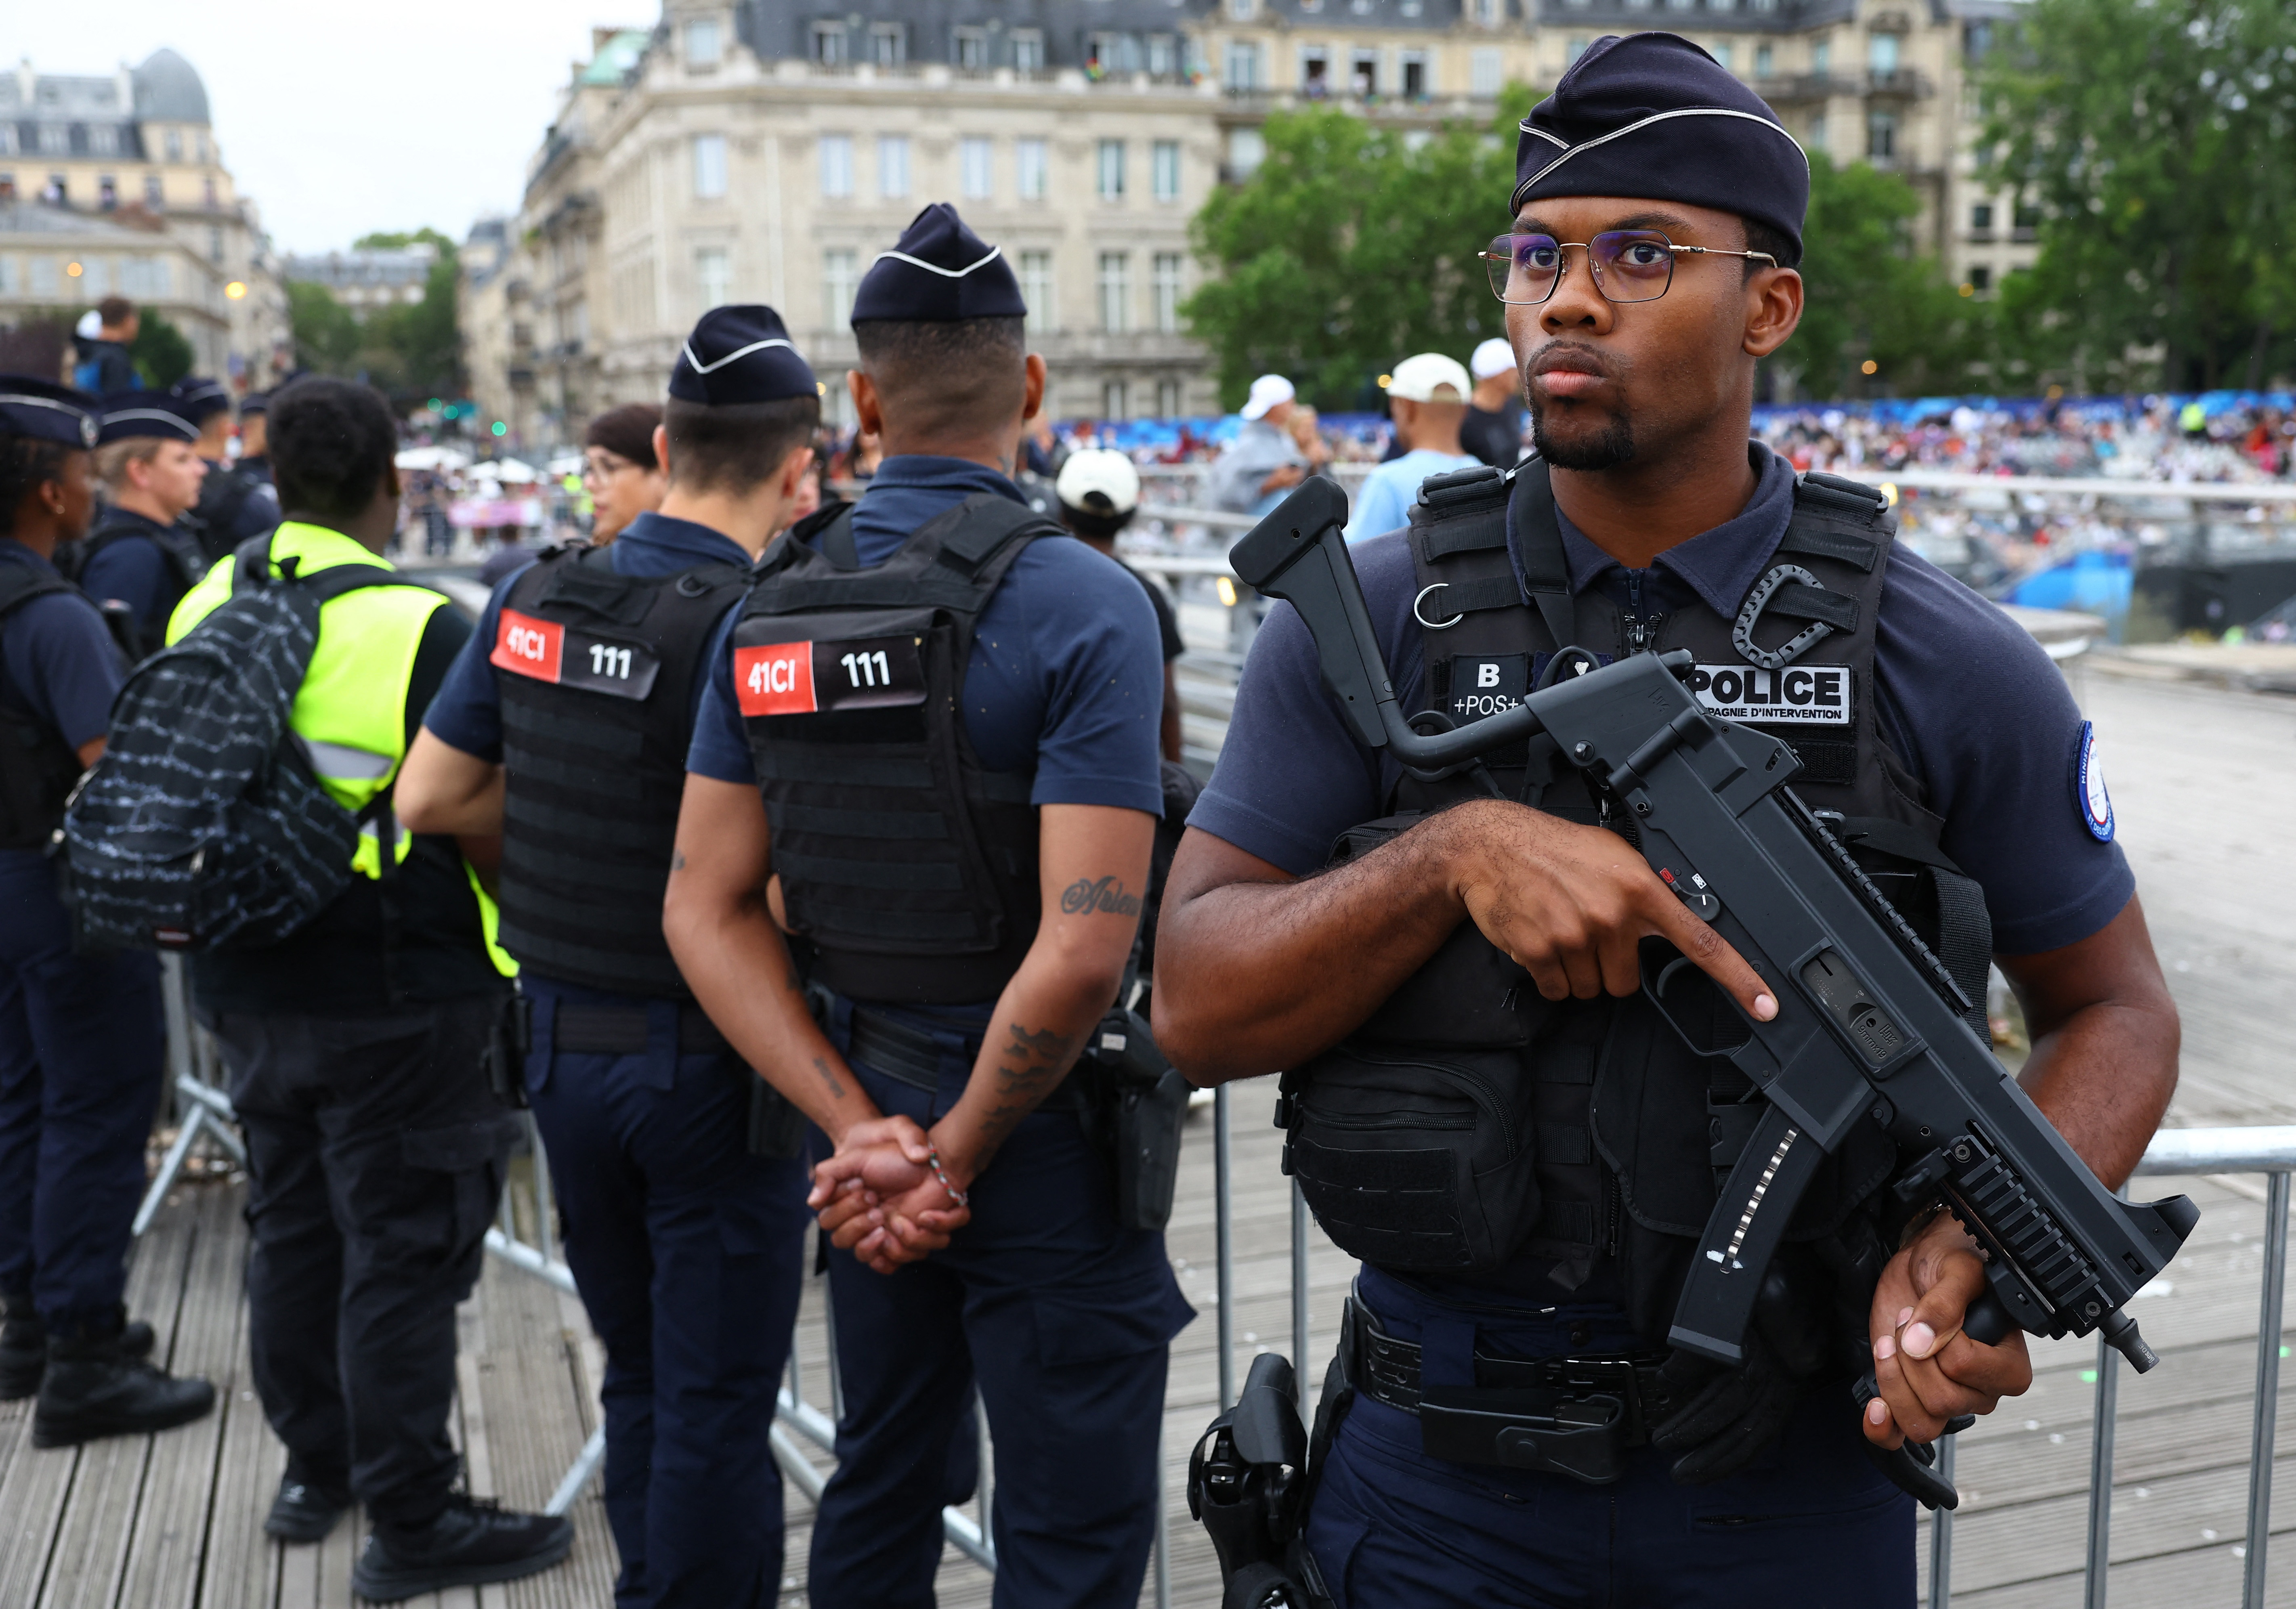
[490,608,662,701]
[1688,663,1850,726]
[735,634,926,718]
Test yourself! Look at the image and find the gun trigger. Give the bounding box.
[1893,1149,1952,1208]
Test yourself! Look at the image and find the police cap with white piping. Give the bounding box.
[667,304,818,405]
[850,203,1027,324]
[0,376,99,448]
[97,390,201,445]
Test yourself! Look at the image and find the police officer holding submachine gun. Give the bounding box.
[1154,34,2180,1604]
[397,305,821,1609]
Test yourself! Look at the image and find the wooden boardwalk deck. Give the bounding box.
[6,662,2295,1607]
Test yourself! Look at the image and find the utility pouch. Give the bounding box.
[485,993,531,1110]
[747,1074,805,1160]
[1080,1006,1190,1232]
[1278,1042,1536,1272]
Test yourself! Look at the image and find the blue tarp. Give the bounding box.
[2005,549,2132,617]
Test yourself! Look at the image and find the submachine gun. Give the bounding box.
[1187,480,2197,1585]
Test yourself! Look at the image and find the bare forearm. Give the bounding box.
[936,941,1123,1180]
[2016,1002,2178,1188]
[665,884,881,1143]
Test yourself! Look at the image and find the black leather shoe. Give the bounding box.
[2,1304,161,1399]
[31,1323,215,1447]
[265,1471,353,1543]
[350,1495,573,1601]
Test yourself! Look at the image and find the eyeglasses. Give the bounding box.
[1479,229,1778,306]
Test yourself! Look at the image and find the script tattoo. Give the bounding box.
[977,1020,1081,1150]
[1060,877,1142,918]
[812,1055,846,1100]
[671,852,686,871]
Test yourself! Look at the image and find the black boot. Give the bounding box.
[32,1309,215,1447]
[266,1466,353,1543]
[350,1495,573,1601]
[0,1299,155,1402]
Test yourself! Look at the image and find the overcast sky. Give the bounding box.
[16,1,635,255]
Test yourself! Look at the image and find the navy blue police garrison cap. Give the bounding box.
[668,304,819,405]
[169,376,232,425]
[0,375,99,448]
[850,203,1027,323]
[1514,32,1809,266]
[238,388,271,416]
[97,391,201,446]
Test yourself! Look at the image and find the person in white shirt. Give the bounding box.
[1345,353,1482,542]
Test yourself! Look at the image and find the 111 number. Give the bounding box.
[589,643,633,679]
[841,649,892,688]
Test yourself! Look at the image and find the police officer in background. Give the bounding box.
[1154,35,2177,1603]
[665,204,1191,1606]
[0,376,214,1445]
[75,392,209,654]
[180,377,281,562]
[397,306,821,1609]
[234,389,274,491]
[168,377,569,1600]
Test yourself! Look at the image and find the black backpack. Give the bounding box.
[60,531,437,952]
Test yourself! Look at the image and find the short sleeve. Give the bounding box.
[419,576,514,761]
[2,592,124,751]
[1873,550,2136,956]
[1002,541,1165,814]
[77,538,169,637]
[1345,467,1406,544]
[685,605,758,785]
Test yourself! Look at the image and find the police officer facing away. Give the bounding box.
[167,377,571,1600]
[0,376,214,1445]
[76,392,210,655]
[397,306,821,1609]
[1154,35,2178,1603]
[665,203,1192,1606]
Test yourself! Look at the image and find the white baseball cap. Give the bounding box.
[1385,352,1473,404]
[1470,338,1517,382]
[1056,448,1141,516]
[76,310,103,340]
[1239,373,1295,421]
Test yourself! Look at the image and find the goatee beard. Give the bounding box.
[1530,403,1636,472]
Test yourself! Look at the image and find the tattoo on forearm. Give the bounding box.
[1060,877,1142,917]
[975,1020,1082,1150]
[672,851,686,871]
[812,1055,847,1099]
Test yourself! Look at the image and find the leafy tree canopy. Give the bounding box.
[288,228,464,409]
[127,310,193,388]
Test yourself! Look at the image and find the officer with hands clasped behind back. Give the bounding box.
[74,391,211,656]
[1155,35,2180,1605]
[0,376,214,1446]
[663,203,1193,1607]
[396,305,821,1609]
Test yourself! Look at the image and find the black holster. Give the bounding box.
[1188,1352,1332,1609]
[1075,1004,1190,1232]
[485,992,531,1109]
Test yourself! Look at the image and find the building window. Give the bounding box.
[1153,252,1184,332]
[1351,50,1378,96]
[961,137,993,199]
[1103,379,1129,420]
[869,25,905,67]
[697,247,730,311]
[99,175,117,210]
[1017,138,1049,200]
[89,125,119,157]
[879,136,910,199]
[1012,31,1045,72]
[1811,40,1831,76]
[1228,0,1254,17]
[1566,38,1590,64]
[209,226,223,263]
[1152,141,1181,202]
[1755,44,1773,76]
[813,23,847,65]
[1668,0,1693,11]
[1098,252,1131,332]
[1712,44,1732,71]
[820,134,854,198]
[0,256,14,293]
[1471,48,1503,97]
[686,18,722,67]
[953,27,988,69]
[1475,0,1501,22]
[1969,265,1992,292]
[1400,52,1428,98]
[1970,202,1994,233]
[1226,127,1266,178]
[143,174,162,207]
[1148,35,1175,76]
[693,134,728,199]
[1224,42,1261,91]
[0,176,15,202]
[1866,110,1896,159]
[164,129,182,162]
[2013,202,2042,236]
[1090,33,1143,75]
[1807,114,1828,149]
[203,176,217,208]
[1869,33,1899,77]
[29,256,57,294]
[1156,378,1183,417]
[1098,141,1125,201]
[1301,48,1329,95]
[37,125,68,156]
[196,134,208,162]
[824,248,858,325]
[1711,0,1736,11]
[1020,250,1054,329]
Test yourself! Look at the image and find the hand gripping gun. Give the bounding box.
[1230,478,2197,1418]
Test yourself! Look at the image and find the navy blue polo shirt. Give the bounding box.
[423,511,753,762]
[687,455,1166,806]
[76,509,192,650]
[0,539,123,756]
[1194,445,2134,958]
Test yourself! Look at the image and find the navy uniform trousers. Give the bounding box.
[808,997,1195,1609]
[521,978,809,1609]
[0,849,164,1326]
[1304,1269,1916,1608]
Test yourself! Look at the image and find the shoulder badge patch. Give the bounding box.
[2074,720,2114,842]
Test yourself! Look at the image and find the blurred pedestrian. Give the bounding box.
[1208,373,1306,517]
[1287,403,1335,480]
[1461,336,1528,468]
[71,298,140,396]
[1345,352,1480,541]
[1057,447,1187,761]
[581,402,666,546]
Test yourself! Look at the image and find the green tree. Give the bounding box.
[289,279,361,372]
[286,228,464,407]
[1980,0,2296,391]
[128,310,194,388]
[1183,92,1533,411]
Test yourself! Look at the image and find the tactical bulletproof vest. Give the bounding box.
[1280,458,1994,1335]
[492,545,751,996]
[0,564,94,851]
[733,494,1052,1006]
[78,511,208,630]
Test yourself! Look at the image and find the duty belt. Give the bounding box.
[845,1003,1081,1112]
[1341,1296,1673,1485]
[552,1001,729,1056]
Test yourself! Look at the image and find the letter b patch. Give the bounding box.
[1448,654,1529,722]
